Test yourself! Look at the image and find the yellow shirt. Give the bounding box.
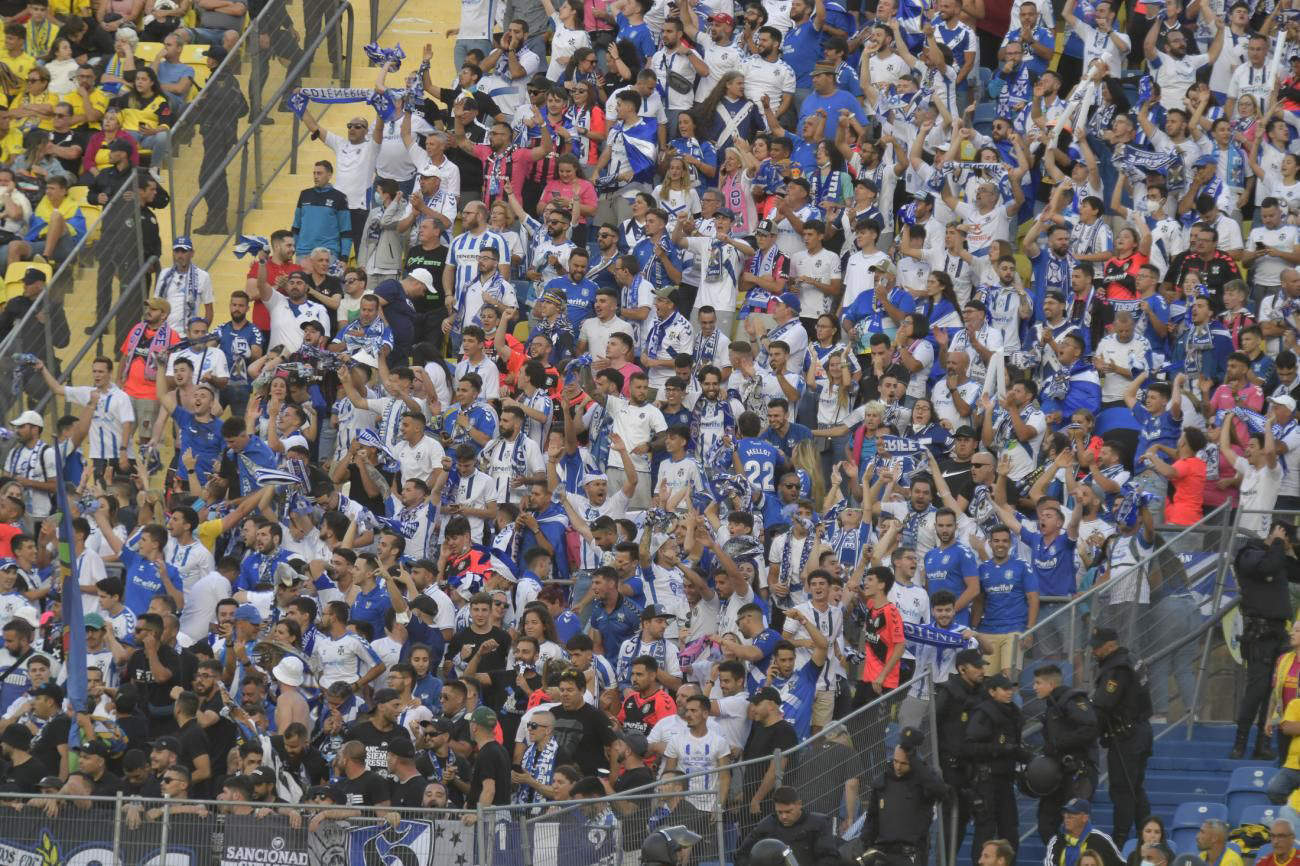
[1200,850,1245,866]
[0,50,36,96]
[65,88,109,129]
[24,19,58,58]
[1285,698,1300,771]
[49,0,93,19]
[0,124,24,163]
[118,94,166,132]
[15,90,58,131]
[198,518,223,552]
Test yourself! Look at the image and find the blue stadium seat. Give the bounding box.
[973,102,997,138]
[1226,766,1273,824]
[1238,804,1281,828]
[1171,802,1228,852]
[1121,839,1137,858]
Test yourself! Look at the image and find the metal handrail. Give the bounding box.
[182,0,354,239]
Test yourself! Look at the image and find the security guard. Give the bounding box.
[1033,663,1101,844]
[966,673,1026,864]
[862,730,950,866]
[1091,627,1153,849]
[1232,522,1300,760]
[934,648,987,858]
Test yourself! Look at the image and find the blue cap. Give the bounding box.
[234,604,262,625]
[172,236,194,251]
[1063,798,1091,815]
[1193,153,1217,168]
[775,292,802,313]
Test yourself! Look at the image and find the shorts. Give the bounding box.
[984,631,1019,672]
[130,396,158,441]
[811,689,835,729]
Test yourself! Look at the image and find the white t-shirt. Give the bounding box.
[664,726,732,810]
[155,265,215,332]
[1248,225,1299,287]
[178,571,231,645]
[546,16,591,80]
[1234,454,1284,537]
[741,56,796,105]
[64,385,135,461]
[263,291,330,354]
[901,338,934,399]
[393,434,445,485]
[790,248,842,319]
[955,201,1010,254]
[606,395,666,473]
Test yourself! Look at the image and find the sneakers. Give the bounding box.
[1255,741,1278,761]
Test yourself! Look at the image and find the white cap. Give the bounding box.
[1274,395,1298,412]
[417,163,441,179]
[272,655,305,687]
[12,605,38,627]
[11,410,42,428]
[406,267,435,292]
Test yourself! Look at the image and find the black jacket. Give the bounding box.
[1042,686,1100,762]
[1238,538,1300,620]
[863,759,948,847]
[736,810,843,866]
[965,696,1024,776]
[934,675,984,766]
[1092,647,1153,736]
[1043,827,1124,866]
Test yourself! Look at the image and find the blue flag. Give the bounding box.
[54,444,87,715]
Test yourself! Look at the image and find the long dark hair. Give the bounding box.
[691,70,744,139]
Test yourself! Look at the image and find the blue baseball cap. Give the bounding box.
[172,236,194,251]
[775,292,802,313]
[233,604,262,625]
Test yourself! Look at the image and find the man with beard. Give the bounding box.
[254,257,331,355]
[742,27,795,125]
[191,659,238,781]
[549,668,615,777]
[213,291,262,418]
[479,405,545,506]
[545,248,598,333]
[345,688,413,781]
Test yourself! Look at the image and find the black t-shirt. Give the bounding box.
[469,740,512,807]
[742,719,797,790]
[338,770,391,806]
[416,747,469,807]
[446,627,512,707]
[89,770,124,798]
[50,128,89,177]
[199,693,239,777]
[8,755,49,794]
[30,715,71,775]
[344,720,412,780]
[175,718,212,794]
[124,646,183,726]
[390,774,427,808]
[937,457,973,497]
[550,703,616,777]
[402,244,449,317]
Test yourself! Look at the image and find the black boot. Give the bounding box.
[1230,732,1248,760]
[1254,738,1277,761]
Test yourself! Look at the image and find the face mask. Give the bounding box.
[1141,860,1156,866]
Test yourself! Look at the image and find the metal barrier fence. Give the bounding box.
[0,788,722,866]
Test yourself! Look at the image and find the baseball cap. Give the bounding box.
[749,686,783,705]
[954,648,986,668]
[303,785,344,803]
[372,687,401,704]
[714,206,735,221]
[470,706,498,728]
[619,731,649,756]
[247,766,275,786]
[1063,798,1092,815]
[755,218,776,235]
[75,739,111,758]
[29,683,63,702]
[406,268,436,293]
[151,735,181,754]
[109,138,132,153]
[288,269,310,283]
[83,612,106,630]
[985,673,1015,690]
[388,737,415,759]
[431,717,456,735]
[204,45,228,61]
[1,726,32,750]
[417,163,441,178]
[709,11,735,23]
[11,410,43,429]
[775,292,802,313]
[21,268,45,284]
[953,425,978,440]
[1089,627,1119,648]
[172,236,194,251]
[653,285,678,301]
[640,603,676,620]
[233,603,262,625]
[37,775,62,791]
[1273,395,1298,412]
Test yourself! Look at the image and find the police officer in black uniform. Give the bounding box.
[862,728,949,866]
[1231,522,1300,760]
[965,673,1026,865]
[1033,663,1101,844]
[1091,627,1153,849]
[934,648,987,859]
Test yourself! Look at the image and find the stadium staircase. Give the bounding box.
[953,723,1276,866]
[52,0,458,386]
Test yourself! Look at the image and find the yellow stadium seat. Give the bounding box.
[180,44,208,64]
[79,203,103,244]
[192,62,211,88]
[3,260,52,301]
[135,42,164,63]
[67,185,89,204]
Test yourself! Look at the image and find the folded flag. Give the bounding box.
[233,235,269,258]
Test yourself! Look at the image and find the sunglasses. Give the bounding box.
[526,722,551,730]
[346,122,367,130]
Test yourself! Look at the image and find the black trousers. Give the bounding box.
[940,764,973,864]
[1107,723,1153,848]
[1037,763,1097,843]
[1236,620,1287,740]
[972,773,1018,864]
[198,134,233,229]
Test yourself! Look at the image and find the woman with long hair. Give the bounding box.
[917,271,963,332]
[560,47,599,88]
[694,71,758,156]
[12,129,70,182]
[716,142,760,235]
[655,154,700,229]
[594,39,641,106]
[809,138,853,214]
[517,606,565,662]
[112,66,171,163]
[11,66,57,132]
[1101,226,1149,303]
[541,0,591,82]
[904,398,950,457]
[666,110,717,189]
[562,75,606,166]
[539,153,597,244]
[81,107,138,178]
[806,345,858,479]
